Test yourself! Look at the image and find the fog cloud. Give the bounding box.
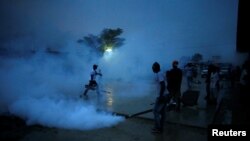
[0,0,242,130]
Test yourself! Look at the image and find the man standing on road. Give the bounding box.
[167,60,182,112]
[151,62,167,134]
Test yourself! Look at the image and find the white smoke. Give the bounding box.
[0,38,125,130]
[8,97,122,130]
[0,0,243,131]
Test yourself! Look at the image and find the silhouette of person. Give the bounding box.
[204,64,213,102]
[167,60,182,111]
[81,64,102,98]
[151,62,167,134]
[185,63,194,89]
[210,66,220,103]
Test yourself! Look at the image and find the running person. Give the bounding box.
[82,64,102,97]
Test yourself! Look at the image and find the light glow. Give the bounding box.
[105,48,112,52]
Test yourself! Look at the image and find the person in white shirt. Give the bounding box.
[81,64,102,97]
[151,62,166,134]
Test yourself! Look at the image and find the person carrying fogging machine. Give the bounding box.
[81,64,102,98]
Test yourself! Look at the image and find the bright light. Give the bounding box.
[103,48,113,60]
[105,48,112,52]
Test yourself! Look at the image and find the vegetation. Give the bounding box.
[78,28,125,55]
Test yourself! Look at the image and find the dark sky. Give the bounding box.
[0,0,243,64]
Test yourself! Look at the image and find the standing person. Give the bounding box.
[239,60,250,105]
[81,64,102,97]
[185,63,194,89]
[230,65,241,88]
[189,71,201,91]
[210,66,220,104]
[240,60,249,87]
[204,64,213,102]
[151,62,167,134]
[167,60,183,112]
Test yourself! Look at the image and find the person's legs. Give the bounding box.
[153,99,164,133]
[172,90,181,111]
[210,88,217,104]
[176,96,181,111]
[159,105,166,131]
[169,90,175,104]
[82,81,94,97]
[83,88,89,96]
[96,84,100,95]
[153,100,160,129]
[205,83,211,100]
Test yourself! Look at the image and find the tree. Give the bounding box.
[78,28,125,55]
